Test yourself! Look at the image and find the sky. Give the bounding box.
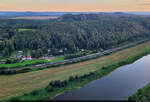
[0,0,150,12]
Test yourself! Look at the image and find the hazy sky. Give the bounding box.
[0,0,150,12]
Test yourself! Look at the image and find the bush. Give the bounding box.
[74,75,79,79]
[46,85,53,92]
[89,72,95,75]
[32,90,38,96]
[69,76,75,81]
[61,80,68,87]
[102,67,105,70]
[84,74,89,78]
[49,80,62,88]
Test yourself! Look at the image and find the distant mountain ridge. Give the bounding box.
[1,11,149,17]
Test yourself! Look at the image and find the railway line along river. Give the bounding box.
[53,54,150,100]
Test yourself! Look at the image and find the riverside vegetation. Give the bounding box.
[128,83,150,101]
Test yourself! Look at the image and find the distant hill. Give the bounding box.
[0,11,150,18]
[0,11,98,17]
[126,12,150,16]
[0,11,131,17]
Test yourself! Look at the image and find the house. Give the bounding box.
[27,56,32,60]
[59,49,63,53]
[48,49,51,53]
[22,56,26,61]
[100,48,104,52]
[81,49,85,52]
[22,56,32,61]
[17,51,23,58]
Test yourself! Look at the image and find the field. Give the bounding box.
[1,41,150,100]
[50,56,65,63]
[0,59,48,69]
[18,28,36,32]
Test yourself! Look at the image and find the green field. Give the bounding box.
[1,41,150,100]
[0,59,49,69]
[0,56,65,69]
[18,28,36,32]
[128,83,150,101]
[50,56,65,63]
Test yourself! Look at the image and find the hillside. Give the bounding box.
[0,14,150,57]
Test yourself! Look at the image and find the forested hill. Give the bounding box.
[58,13,130,21]
[0,14,150,57]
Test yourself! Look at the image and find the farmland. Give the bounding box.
[1,40,150,100]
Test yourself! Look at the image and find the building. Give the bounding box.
[21,56,32,61]
[22,56,26,61]
[27,56,32,60]
[81,49,85,52]
[17,51,23,58]
[59,49,63,53]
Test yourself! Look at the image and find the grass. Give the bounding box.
[128,83,150,101]
[0,56,65,69]
[50,56,65,63]
[0,59,49,69]
[1,41,150,100]
[18,28,36,32]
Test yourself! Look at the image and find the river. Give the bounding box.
[53,54,150,100]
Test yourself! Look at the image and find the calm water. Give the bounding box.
[53,54,150,101]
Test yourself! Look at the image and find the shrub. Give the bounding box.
[46,85,53,92]
[49,80,62,88]
[74,75,79,79]
[89,72,95,75]
[69,76,75,81]
[32,90,38,96]
[61,80,68,87]
[82,74,88,78]
[102,67,105,70]
[54,80,62,87]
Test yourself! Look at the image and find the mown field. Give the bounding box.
[1,41,150,100]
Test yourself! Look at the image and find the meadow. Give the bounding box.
[18,28,36,32]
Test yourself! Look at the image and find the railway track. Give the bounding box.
[0,38,150,73]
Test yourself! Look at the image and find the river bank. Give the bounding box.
[128,83,150,101]
[0,40,150,100]
[10,42,150,101]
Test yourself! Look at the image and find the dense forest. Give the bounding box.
[0,14,150,57]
